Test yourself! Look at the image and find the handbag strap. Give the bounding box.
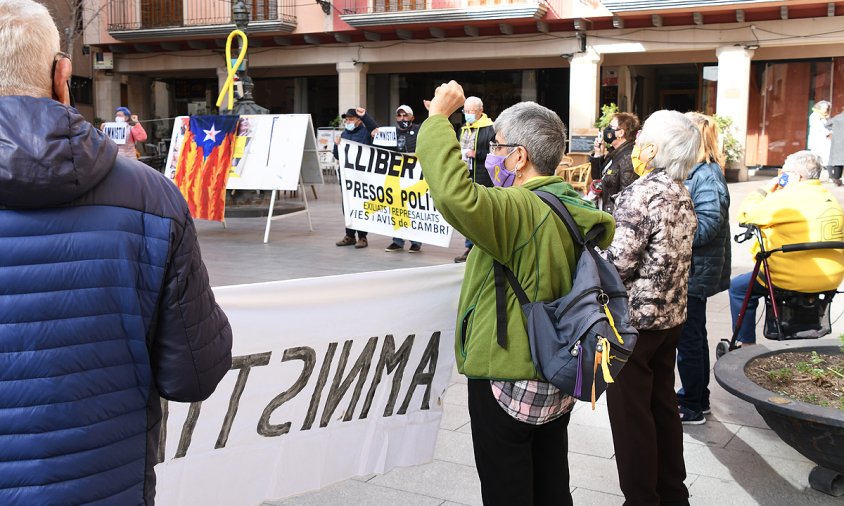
[493,190,603,348]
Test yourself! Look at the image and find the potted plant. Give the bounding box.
[713,114,745,182]
[714,340,844,497]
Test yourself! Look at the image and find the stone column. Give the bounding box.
[568,48,602,135]
[716,45,754,181]
[337,61,369,110]
[94,72,121,122]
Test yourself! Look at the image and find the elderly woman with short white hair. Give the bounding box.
[604,110,699,506]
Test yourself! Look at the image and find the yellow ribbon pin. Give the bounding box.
[215,29,249,110]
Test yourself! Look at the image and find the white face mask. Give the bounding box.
[115,116,126,123]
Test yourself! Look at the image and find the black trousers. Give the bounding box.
[829,165,843,181]
[467,379,573,506]
[607,325,689,506]
[676,296,710,413]
[337,180,367,239]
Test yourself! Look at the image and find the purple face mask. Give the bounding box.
[484,150,517,187]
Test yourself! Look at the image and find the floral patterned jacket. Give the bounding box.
[606,168,697,330]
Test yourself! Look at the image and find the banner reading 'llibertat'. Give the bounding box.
[338,140,453,247]
[154,264,462,505]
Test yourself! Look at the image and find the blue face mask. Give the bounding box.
[344,122,357,132]
[484,149,517,187]
[464,113,476,124]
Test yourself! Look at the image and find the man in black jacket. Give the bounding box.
[384,104,423,253]
[334,107,378,248]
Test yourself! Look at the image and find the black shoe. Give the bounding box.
[409,244,421,253]
[385,243,403,252]
[679,406,705,425]
[454,249,470,263]
[336,235,356,246]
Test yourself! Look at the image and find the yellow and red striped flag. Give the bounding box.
[174,115,240,222]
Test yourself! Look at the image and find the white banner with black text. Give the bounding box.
[154,264,462,505]
[338,140,453,247]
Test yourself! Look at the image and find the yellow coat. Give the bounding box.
[738,179,844,292]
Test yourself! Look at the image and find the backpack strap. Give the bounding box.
[493,189,603,349]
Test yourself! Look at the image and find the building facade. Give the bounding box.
[81,0,844,177]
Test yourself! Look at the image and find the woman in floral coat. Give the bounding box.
[605,110,700,506]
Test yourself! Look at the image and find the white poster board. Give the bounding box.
[316,127,342,152]
[154,264,462,505]
[227,114,322,191]
[338,140,454,247]
[163,115,322,191]
[102,122,128,145]
[373,126,398,148]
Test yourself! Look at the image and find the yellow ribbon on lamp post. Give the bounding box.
[215,29,248,111]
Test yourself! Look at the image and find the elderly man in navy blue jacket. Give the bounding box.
[333,107,378,248]
[0,1,233,504]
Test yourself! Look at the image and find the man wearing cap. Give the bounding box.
[334,106,378,248]
[113,106,147,159]
[384,104,423,253]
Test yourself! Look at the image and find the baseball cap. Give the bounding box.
[396,105,413,116]
[341,108,359,119]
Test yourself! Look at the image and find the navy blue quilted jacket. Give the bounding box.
[684,161,732,299]
[0,97,233,505]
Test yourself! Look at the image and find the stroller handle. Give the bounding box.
[780,241,844,253]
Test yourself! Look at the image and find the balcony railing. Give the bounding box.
[108,0,296,40]
[342,0,540,15]
[340,0,548,26]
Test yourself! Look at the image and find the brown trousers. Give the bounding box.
[607,325,690,506]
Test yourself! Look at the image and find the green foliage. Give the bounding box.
[766,368,793,386]
[328,115,342,128]
[839,333,844,353]
[713,114,744,165]
[594,103,619,130]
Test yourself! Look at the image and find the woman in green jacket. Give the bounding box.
[418,81,614,506]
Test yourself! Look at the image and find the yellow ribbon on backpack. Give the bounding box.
[591,337,615,410]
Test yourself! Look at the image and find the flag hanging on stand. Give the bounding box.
[174,115,240,222]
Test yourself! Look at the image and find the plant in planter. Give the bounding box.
[715,342,844,497]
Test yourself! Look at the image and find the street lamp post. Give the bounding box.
[229,0,268,115]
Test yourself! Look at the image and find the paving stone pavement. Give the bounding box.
[196,175,844,506]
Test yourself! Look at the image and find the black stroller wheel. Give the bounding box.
[715,340,730,360]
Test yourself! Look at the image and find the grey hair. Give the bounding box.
[638,110,701,182]
[464,96,484,111]
[783,150,822,180]
[0,0,60,97]
[813,100,831,114]
[494,101,567,176]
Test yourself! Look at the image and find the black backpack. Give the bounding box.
[493,190,638,407]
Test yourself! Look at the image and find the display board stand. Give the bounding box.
[262,173,314,243]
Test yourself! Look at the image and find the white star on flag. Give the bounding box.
[203,124,221,142]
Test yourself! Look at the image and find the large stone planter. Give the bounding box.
[714,342,844,496]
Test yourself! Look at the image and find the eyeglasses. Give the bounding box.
[489,141,522,152]
[52,52,75,108]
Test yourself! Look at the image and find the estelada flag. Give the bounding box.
[174,115,240,222]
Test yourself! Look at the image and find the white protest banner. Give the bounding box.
[373,126,398,148]
[338,140,454,247]
[102,122,128,145]
[154,264,462,505]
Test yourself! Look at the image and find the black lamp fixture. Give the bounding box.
[232,0,249,31]
[316,0,331,15]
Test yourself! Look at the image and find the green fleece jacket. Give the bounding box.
[417,115,616,380]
